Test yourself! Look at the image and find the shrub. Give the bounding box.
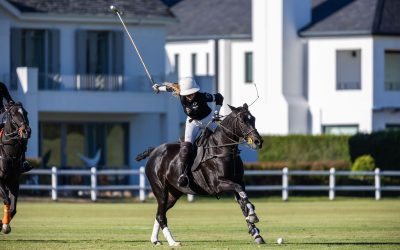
[349,130,400,170]
[351,155,376,172]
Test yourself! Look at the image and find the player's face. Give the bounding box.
[186,93,195,101]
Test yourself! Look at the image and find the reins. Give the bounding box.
[204,111,257,149]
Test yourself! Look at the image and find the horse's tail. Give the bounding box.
[135,147,155,161]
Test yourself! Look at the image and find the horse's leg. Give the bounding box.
[217,179,265,244]
[149,176,180,246]
[151,188,182,246]
[0,178,11,234]
[217,179,258,222]
[234,192,265,244]
[9,181,19,220]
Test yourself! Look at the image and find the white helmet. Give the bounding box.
[179,77,200,96]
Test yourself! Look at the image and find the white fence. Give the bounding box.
[21,167,400,201]
[21,167,147,202]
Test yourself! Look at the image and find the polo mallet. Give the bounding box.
[110,5,156,86]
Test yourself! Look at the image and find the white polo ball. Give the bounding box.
[277,237,284,244]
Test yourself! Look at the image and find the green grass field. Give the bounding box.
[1,197,400,249]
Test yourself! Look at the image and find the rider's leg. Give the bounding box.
[177,118,198,187]
[177,141,193,187]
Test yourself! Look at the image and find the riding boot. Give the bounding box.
[177,142,193,187]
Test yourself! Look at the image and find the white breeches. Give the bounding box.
[184,112,218,143]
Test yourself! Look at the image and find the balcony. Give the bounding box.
[385,81,400,91]
[2,70,174,92]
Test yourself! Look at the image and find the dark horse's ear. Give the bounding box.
[228,104,237,112]
[243,103,248,110]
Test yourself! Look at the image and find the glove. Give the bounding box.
[212,110,220,121]
[152,84,161,94]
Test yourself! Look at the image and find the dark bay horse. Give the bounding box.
[0,102,30,234]
[136,104,265,246]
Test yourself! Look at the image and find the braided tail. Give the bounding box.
[135,147,155,161]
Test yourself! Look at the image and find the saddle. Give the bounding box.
[191,128,214,172]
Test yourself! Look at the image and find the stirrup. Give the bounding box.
[177,174,189,187]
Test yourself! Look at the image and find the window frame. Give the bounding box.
[336,49,362,90]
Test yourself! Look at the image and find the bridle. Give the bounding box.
[1,103,29,142]
[204,110,259,149]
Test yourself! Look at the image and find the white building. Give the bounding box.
[0,0,180,172]
[165,0,400,135]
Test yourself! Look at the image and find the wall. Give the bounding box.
[372,37,400,130]
[0,9,180,164]
[308,37,374,134]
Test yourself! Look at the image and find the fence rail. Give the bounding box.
[21,167,400,201]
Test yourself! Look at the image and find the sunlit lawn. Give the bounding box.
[1,197,400,249]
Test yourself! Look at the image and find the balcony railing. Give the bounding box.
[1,72,170,92]
[385,81,400,91]
[336,81,361,90]
[38,74,166,92]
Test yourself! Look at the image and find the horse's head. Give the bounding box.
[3,102,31,140]
[224,103,263,150]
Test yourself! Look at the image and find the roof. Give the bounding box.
[167,0,251,40]
[300,0,400,37]
[5,0,174,19]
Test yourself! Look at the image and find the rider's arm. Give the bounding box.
[152,82,176,93]
[214,93,223,113]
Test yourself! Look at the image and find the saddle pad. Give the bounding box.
[191,145,205,172]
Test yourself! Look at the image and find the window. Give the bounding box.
[386,124,400,130]
[245,52,253,83]
[174,54,179,76]
[41,123,62,166]
[323,125,359,135]
[384,51,400,91]
[75,30,123,90]
[66,124,85,167]
[39,122,129,168]
[336,50,361,90]
[10,28,60,89]
[106,124,128,167]
[191,53,197,76]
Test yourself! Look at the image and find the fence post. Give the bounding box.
[187,194,194,202]
[282,167,288,201]
[329,168,336,200]
[375,168,381,200]
[91,167,97,202]
[139,166,146,202]
[51,166,58,201]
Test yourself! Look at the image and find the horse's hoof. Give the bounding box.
[170,241,181,247]
[152,241,162,246]
[247,214,259,224]
[254,236,265,244]
[2,224,11,234]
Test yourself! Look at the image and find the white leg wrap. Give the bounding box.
[246,203,255,215]
[151,219,160,243]
[162,227,178,246]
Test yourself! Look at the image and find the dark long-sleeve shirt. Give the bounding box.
[179,92,224,120]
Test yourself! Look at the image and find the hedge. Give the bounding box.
[259,135,351,164]
[349,130,400,170]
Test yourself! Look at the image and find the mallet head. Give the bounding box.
[110,5,120,14]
